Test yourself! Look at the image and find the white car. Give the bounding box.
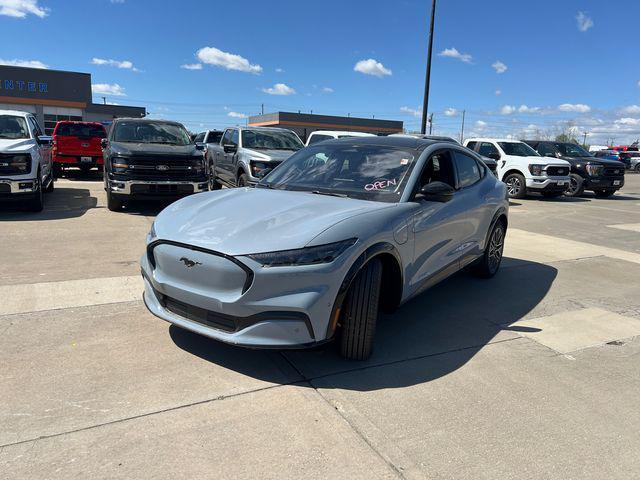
[0,109,54,211]
[306,130,375,146]
[464,138,571,198]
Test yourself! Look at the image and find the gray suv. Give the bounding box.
[208,126,303,188]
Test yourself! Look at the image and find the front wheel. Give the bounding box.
[594,189,615,198]
[472,220,506,278]
[503,173,526,199]
[237,173,249,188]
[339,258,383,360]
[107,190,125,211]
[564,174,584,197]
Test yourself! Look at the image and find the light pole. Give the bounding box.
[420,0,437,135]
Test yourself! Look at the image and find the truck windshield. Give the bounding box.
[555,143,591,157]
[0,115,30,140]
[498,142,539,157]
[113,121,191,145]
[242,129,303,151]
[259,144,417,203]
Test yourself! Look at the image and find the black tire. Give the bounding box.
[472,220,506,278]
[635,163,640,173]
[107,190,124,211]
[27,170,44,212]
[339,258,383,361]
[594,189,615,198]
[209,162,222,190]
[53,163,62,178]
[503,173,526,199]
[237,173,249,187]
[564,173,584,197]
[541,191,564,198]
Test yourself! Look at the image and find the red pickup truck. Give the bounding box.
[52,121,107,176]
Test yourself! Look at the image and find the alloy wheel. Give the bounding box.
[488,225,504,273]
[567,176,579,195]
[505,177,521,197]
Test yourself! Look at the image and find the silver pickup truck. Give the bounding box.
[208,126,304,188]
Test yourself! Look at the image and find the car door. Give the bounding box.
[408,149,469,297]
[217,129,237,183]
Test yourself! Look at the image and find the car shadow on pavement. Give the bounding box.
[0,187,97,221]
[56,169,103,182]
[170,258,558,391]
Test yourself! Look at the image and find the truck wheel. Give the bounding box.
[564,174,584,197]
[28,170,44,212]
[107,190,124,211]
[503,173,526,199]
[635,164,640,173]
[237,173,249,187]
[594,189,615,198]
[339,258,383,361]
[209,163,221,190]
[472,220,505,278]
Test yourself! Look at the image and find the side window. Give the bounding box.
[466,141,478,151]
[308,134,332,145]
[28,117,43,138]
[454,151,482,188]
[418,150,456,189]
[536,143,555,157]
[230,129,239,146]
[193,132,205,143]
[209,131,223,144]
[478,142,499,158]
[221,129,234,145]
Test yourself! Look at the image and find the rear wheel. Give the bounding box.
[594,189,615,198]
[209,162,222,190]
[564,174,584,197]
[472,220,505,278]
[107,190,125,211]
[339,258,383,360]
[237,173,249,187]
[635,163,640,173]
[503,173,526,199]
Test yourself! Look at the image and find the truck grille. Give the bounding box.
[130,184,194,195]
[546,166,569,176]
[604,167,624,176]
[0,153,31,175]
[119,155,204,180]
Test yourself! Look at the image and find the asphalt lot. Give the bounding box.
[1,173,640,479]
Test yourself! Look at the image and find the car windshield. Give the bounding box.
[0,115,30,140]
[555,143,591,157]
[113,121,191,145]
[56,123,106,138]
[259,144,417,203]
[498,142,539,157]
[242,129,303,151]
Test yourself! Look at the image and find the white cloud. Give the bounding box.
[91,83,126,96]
[227,111,247,119]
[354,58,392,77]
[615,118,640,126]
[495,89,502,96]
[275,68,284,73]
[0,58,48,69]
[475,120,488,129]
[444,108,457,116]
[91,57,139,72]
[558,103,591,113]
[400,106,421,117]
[0,0,48,18]
[621,105,640,115]
[180,63,202,70]
[492,61,507,74]
[321,87,334,93]
[518,105,540,113]
[438,47,473,64]
[500,105,516,115]
[261,83,296,96]
[576,11,594,32]
[196,46,262,74]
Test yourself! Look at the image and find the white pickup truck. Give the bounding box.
[0,110,54,211]
[464,138,571,198]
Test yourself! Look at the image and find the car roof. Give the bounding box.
[0,109,31,117]
[391,133,460,144]
[465,137,525,143]
[236,126,295,133]
[55,120,104,126]
[310,130,376,137]
[317,135,444,150]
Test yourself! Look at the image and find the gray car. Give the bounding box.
[141,136,508,360]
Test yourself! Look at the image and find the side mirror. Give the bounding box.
[101,138,108,148]
[417,181,455,203]
[486,152,500,160]
[37,135,52,145]
[223,144,237,154]
[195,143,205,151]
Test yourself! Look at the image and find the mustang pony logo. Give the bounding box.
[179,257,202,268]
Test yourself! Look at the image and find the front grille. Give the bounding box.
[546,166,569,176]
[130,184,194,195]
[118,155,204,180]
[0,153,31,175]
[161,294,237,332]
[604,167,624,176]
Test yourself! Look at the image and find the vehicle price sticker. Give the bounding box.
[80,157,92,163]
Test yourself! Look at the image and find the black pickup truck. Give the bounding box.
[524,140,625,198]
[102,118,209,211]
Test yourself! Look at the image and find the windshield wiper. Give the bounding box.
[309,190,348,198]
[255,183,273,189]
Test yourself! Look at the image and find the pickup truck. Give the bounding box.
[102,118,208,211]
[524,140,625,197]
[52,121,107,176]
[0,109,54,212]
[208,126,304,188]
[464,138,571,199]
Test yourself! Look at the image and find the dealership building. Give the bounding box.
[248,111,403,141]
[0,65,146,134]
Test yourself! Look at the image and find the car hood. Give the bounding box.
[110,142,199,156]
[562,156,626,167]
[507,155,570,166]
[154,188,394,256]
[0,138,34,152]
[242,148,299,162]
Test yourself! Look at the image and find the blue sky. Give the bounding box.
[2,0,640,144]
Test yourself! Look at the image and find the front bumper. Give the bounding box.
[526,176,570,192]
[140,240,356,348]
[584,176,624,190]
[0,177,38,195]
[107,178,209,196]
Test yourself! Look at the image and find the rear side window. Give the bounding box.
[56,123,106,138]
[206,131,223,144]
[308,134,333,145]
[454,151,482,188]
[478,142,499,157]
[193,132,205,143]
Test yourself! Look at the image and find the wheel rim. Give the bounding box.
[567,176,579,195]
[488,225,504,272]
[505,177,521,196]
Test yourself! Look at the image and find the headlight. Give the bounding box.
[528,164,545,176]
[111,157,129,172]
[250,160,269,178]
[585,164,603,176]
[246,238,357,267]
[4,154,31,173]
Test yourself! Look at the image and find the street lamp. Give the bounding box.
[421,0,437,135]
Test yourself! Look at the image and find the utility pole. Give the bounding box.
[460,110,466,143]
[420,0,437,134]
[261,103,264,115]
[102,96,106,105]
[582,131,588,147]
[428,113,434,134]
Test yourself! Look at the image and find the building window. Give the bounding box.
[43,114,83,134]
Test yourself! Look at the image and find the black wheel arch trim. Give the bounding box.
[484,208,508,251]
